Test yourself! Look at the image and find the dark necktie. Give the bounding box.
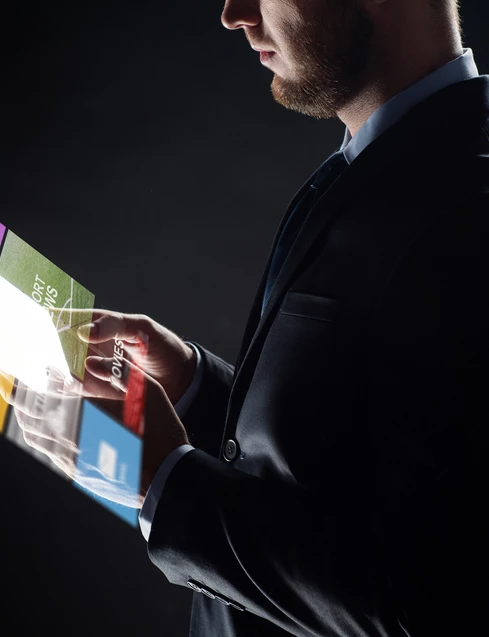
[261,151,348,316]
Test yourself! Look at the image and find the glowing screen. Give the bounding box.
[0,222,143,527]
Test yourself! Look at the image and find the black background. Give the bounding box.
[0,1,487,635]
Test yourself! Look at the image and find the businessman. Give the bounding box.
[12,0,489,635]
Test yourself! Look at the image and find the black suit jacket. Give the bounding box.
[147,76,489,637]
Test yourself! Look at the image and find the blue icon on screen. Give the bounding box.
[74,400,142,526]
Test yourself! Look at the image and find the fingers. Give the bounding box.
[14,404,79,454]
[83,356,127,396]
[77,356,126,400]
[7,368,82,455]
[85,352,161,402]
[21,425,77,479]
[2,374,70,419]
[75,310,150,346]
[84,356,113,381]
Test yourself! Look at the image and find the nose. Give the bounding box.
[221,0,261,30]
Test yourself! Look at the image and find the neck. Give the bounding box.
[337,12,463,136]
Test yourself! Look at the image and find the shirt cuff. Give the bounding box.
[138,444,195,541]
[173,342,204,418]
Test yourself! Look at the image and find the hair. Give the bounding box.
[427,0,463,36]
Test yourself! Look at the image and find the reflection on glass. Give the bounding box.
[0,221,144,526]
[0,275,72,393]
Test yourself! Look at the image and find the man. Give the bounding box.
[13,0,489,635]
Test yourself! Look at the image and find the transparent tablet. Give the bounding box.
[0,222,146,526]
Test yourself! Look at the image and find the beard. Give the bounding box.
[270,0,374,119]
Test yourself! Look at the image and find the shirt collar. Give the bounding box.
[340,47,480,164]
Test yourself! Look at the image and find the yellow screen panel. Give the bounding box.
[0,373,14,433]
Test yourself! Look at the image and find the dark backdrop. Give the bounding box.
[0,1,487,635]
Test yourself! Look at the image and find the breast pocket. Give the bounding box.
[253,290,343,399]
[239,290,347,484]
[279,291,341,322]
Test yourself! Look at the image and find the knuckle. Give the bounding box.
[134,313,151,329]
[112,312,128,340]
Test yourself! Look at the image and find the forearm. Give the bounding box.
[147,448,379,637]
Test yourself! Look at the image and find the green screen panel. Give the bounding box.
[0,231,95,381]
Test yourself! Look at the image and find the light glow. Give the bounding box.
[0,275,72,393]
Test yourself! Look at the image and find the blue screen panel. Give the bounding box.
[74,400,142,527]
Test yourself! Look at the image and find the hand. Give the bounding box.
[84,354,190,498]
[1,360,189,508]
[0,308,195,508]
[75,309,197,405]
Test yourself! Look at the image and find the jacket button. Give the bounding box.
[223,439,239,462]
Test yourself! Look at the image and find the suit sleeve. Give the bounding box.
[147,447,378,637]
[139,344,234,539]
[139,444,195,541]
[146,197,489,636]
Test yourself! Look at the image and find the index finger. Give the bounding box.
[72,309,149,345]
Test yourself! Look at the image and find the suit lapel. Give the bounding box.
[234,172,317,372]
[223,154,374,434]
[222,75,489,446]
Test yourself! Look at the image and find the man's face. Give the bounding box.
[222,0,374,120]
